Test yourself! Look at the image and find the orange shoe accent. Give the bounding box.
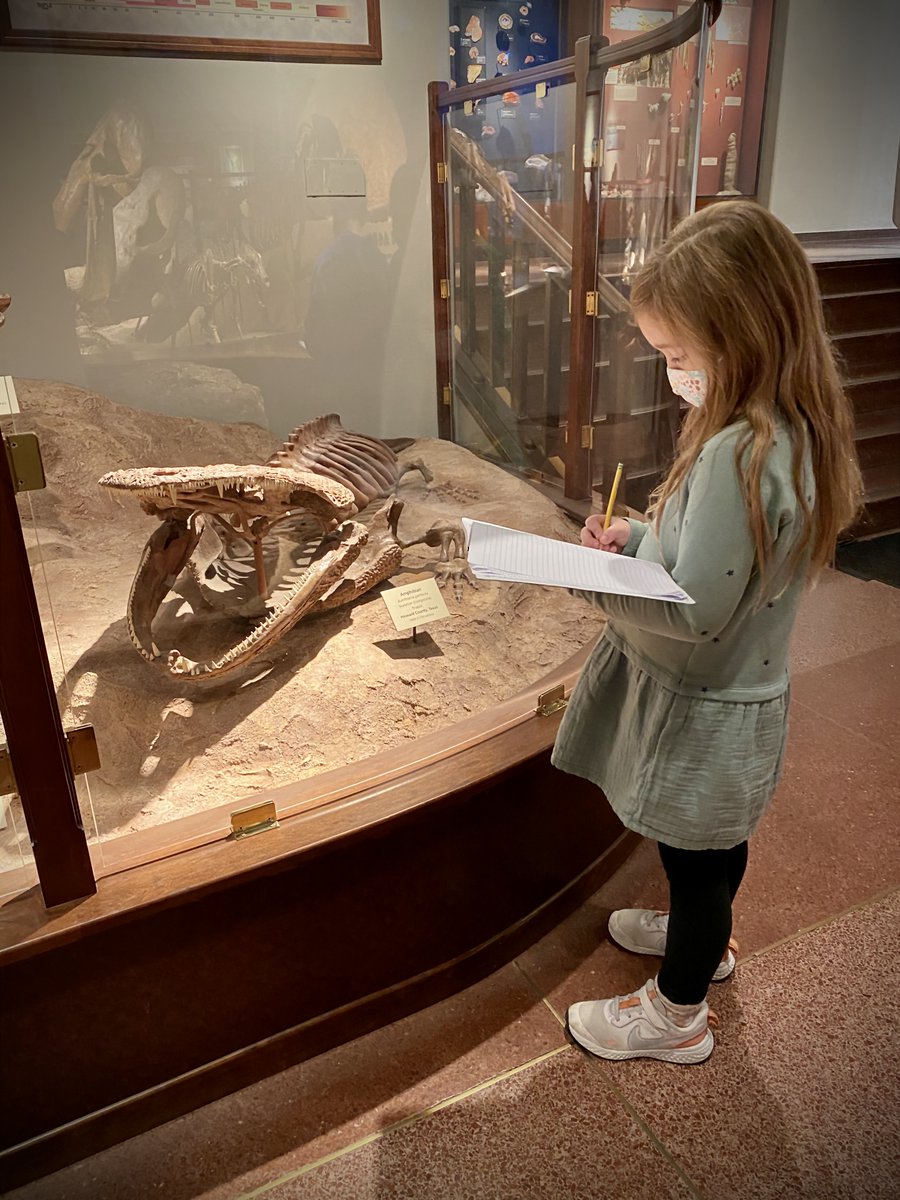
[707,1007,720,1028]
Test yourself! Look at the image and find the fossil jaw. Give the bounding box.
[100,464,357,525]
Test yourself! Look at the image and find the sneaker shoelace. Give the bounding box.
[611,983,670,1032]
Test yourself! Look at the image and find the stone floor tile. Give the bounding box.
[514,838,667,1020]
[600,889,900,1200]
[5,965,564,1200]
[790,643,899,750]
[259,1049,698,1200]
[789,570,900,674]
[736,697,900,953]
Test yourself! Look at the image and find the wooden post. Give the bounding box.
[0,388,96,908]
[565,35,607,501]
[427,82,453,441]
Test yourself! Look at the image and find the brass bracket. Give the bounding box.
[0,723,100,798]
[442,384,453,407]
[439,278,450,300]
[230,800,279,840]
[585,291,598,317]
[581,425,594,450]
[3,432,45,493]
[436,161,448,185]
[536,684,567,718]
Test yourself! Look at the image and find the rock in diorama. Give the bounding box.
[100,415,473,680]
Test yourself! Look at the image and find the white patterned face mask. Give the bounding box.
[667,367,708,408]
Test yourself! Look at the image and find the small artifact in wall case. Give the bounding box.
[465,15,483,41]
[498,12,513,30]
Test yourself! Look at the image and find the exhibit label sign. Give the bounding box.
[382,580,449,634]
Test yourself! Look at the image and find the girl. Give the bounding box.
[552,201,861,1065]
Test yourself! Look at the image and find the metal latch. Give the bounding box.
[0,723,100,798]
[230,800,279,840]
[3,433,45,493]
[536,684,567,718]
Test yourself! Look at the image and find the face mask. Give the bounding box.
[667,368,708,408]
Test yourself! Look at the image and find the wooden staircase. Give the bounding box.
[815,255,900,539]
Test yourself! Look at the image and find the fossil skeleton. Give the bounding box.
[99,415,472,680]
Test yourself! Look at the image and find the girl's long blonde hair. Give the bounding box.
[631,201,862,588]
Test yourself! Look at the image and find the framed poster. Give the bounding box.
[0,0,381,62]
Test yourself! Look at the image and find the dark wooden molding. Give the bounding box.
[0,693,635,1187]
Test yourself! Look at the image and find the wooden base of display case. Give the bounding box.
[0,645,636,1190]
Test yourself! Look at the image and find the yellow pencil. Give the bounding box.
[603,462,624,531]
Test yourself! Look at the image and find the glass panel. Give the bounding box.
[0,715,39,900]
[590,9,708,514]
[0,44,606,875]
[445,78,577,487]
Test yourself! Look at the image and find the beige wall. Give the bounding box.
[0,2,449,438]
[761,0,900,232]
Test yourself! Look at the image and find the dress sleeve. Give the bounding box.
[578,436,759,642]
[623,518,649,557]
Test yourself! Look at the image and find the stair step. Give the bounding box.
[861,461,900,502]
[824,289,900,336]
[857,431,900,474]
[846,374,900,417]
[855,409,900,440]
[834,328,900,379]
[849,494,900,539]
[814,258,900,297]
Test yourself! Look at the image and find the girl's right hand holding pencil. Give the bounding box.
[582,514,631,553]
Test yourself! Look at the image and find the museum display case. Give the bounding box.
[431,0,718,515]
[0,3,719,1185]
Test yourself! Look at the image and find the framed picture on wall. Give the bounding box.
[0,0,381,62]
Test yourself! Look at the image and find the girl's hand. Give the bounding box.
[581,514,631,553]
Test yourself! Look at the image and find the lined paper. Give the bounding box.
[462,519,693,604]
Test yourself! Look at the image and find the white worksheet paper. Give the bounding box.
[462,519,693,604]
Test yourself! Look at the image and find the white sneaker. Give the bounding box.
[608,909,737,982]
[567,978,715,1064]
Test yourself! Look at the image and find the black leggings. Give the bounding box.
[656,840,748,1005]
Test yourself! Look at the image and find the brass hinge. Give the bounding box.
[3,432,45,493]
[439,278,450,300]
[230,799,279,840]
[536,684,567,718]
[0,723,100,798]
[436,161,448,185]
[592,139,604,169]
[585,291,598,317]
[581,425,594,450]
[442,384,453,407]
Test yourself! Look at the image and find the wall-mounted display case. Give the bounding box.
[599,0,773,201]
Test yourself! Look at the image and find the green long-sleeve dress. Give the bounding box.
[551,419,814,850]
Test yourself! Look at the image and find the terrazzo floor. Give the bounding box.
[6,567,900,1200]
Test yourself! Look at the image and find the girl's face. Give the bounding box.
[634,309,709,373]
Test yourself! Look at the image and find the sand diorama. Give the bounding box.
[1,381,605,867]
